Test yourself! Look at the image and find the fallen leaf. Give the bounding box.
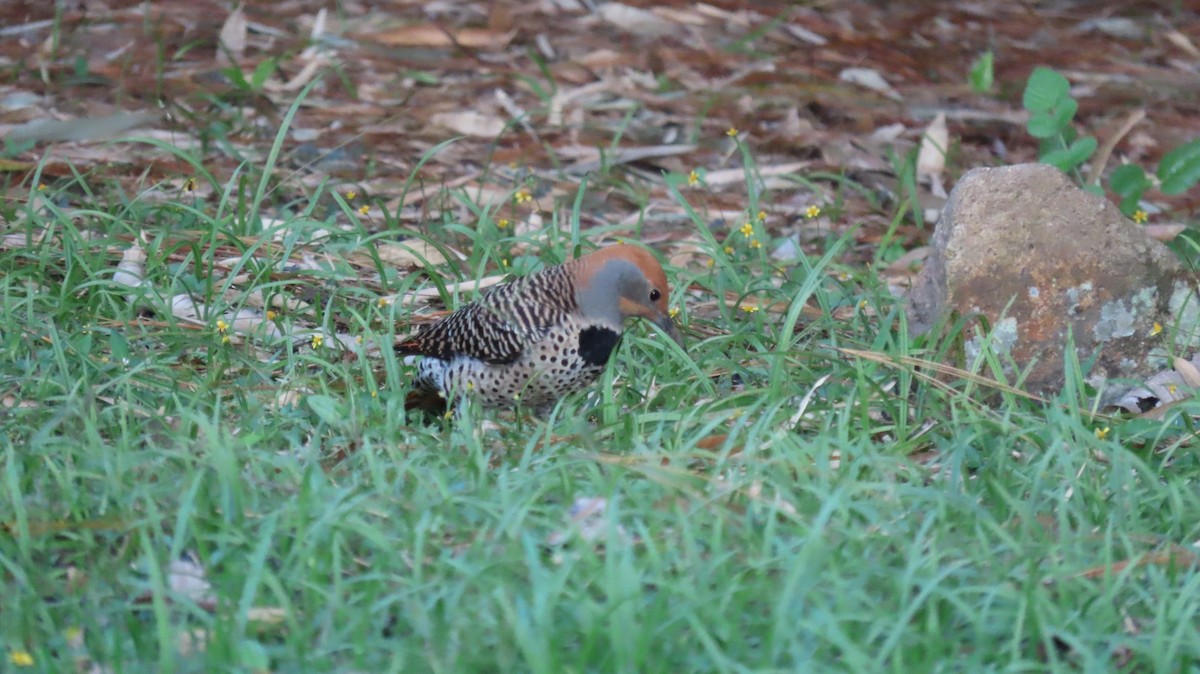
[374,240,448,268]
[5,111,159,144]
[218,3,247,62]
[562,143,696,174]
[1145,223,1187,241]
[112,235,147,290]
[1174,357,1200,389]
[703,161,811,187]
[371,24,515,48]
[430,111,506,138]
[595,3,674,37]
[1165,30,1200,58]
[168,554,214,605]
[917,113,948,179]
[838,67,902,101]
[405,274,507,303]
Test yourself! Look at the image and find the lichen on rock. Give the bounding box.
[907,163,1200,402]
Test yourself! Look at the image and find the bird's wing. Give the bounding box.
[395,267,577,364]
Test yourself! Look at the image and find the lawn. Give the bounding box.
[5,152,1199,671]
[3,2,1200,672]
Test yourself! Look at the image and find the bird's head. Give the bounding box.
[574,244,683,345]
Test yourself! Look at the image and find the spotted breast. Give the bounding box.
[396,244,681,415]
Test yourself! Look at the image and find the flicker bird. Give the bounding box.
[396,244,681,415]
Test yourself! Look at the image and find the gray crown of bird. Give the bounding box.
[396,244,681,415]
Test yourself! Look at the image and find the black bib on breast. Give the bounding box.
[577,326,621,367]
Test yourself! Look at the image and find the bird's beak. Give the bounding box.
[656,313,684,347]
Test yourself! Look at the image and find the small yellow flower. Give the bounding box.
[266,310,277,321]
[9,650,34,667]
[749,239,762,249]
[739,222,754,238]
[183,177,197,192]
[497,218,510,229]
[344,190,357,201]
[726,127,738,137]
[756,210,767,221]
[355,335,363,344]
[706,258,715,268]
[216,319,229,333]
[1168,384,1178,396]
[1150,322,1163,336]
[687,170,700,187]
[1132,209,1148,224]
[501,259,509,267]
[37,183,47,192]
[859,299,869,310]
[358,204,370,215]
[515,190,532,204]
[741,305,759,313]
[669,307,680,318]
[805,205,822,219]
[370,390,378,398]
[1094,427,1110,440]
[311,334,324,349]
[377,298,391,308]
[724,246,734,255]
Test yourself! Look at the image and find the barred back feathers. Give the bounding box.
[395,244,681,415]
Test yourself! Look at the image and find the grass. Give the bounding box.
[3,137,1200,674]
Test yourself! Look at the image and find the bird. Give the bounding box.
[396,244,682,416]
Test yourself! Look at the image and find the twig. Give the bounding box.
[1088,109,1146,186]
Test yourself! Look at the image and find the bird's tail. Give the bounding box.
[405,389,448,419]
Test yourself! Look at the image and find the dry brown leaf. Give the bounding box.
[2,228,46,250]
[563,144,697,174]
[1174,357,1200,389]
[374,240,449,268]
[703,161,812,187]
[838,67,902,101]
[430,110,506,138]
[170,295,204,323]
[112,234,147,290]
[1165,30,1200,58]
[264,53,330,93]
[405,274,508,303]
[227,309,282,338]
[5,111,159,144]
[217,3,247,63]
[168,555,214,605]
[916,112,948,180]
[575,48,634,69]
[596,3,675,37]
[1075,546,1197,580]
[781,22,828,46]
[247,607,289,623]
[371,24,515,48]
[1145,223,1187,241]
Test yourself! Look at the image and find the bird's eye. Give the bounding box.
[649,288,661,302]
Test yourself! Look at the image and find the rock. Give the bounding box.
[907,163,1200,401]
